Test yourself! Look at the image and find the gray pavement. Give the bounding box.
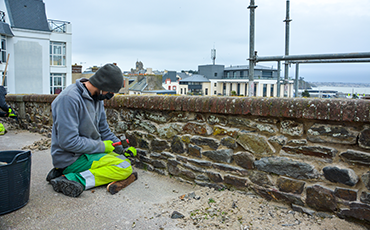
[0,129,201,230]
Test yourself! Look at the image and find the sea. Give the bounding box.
[310,86,370,96]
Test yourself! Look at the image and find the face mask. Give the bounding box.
[95,90,114,101]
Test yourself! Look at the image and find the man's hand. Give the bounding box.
[8,107,17,119]
[124,147,137,158]
[103,140,115,153]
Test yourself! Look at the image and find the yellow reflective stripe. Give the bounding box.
[80,170,95,190]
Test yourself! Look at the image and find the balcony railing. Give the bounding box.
[48,19,70,33]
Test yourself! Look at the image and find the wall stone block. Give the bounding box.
[213,125,239,137]
[276,177,305,194]
[340,149,370,165]
[338,202,370,223]
[254,157,319,179]
[306,185,338,212]
[282,145,338,159]
[171,135,186,154]
[361,172,370,190]
[307,124,358,144]
[203,149,233,163]
[247,171,273,188]
[334,188,358,201]
[268,135,288,147]
[251,185,304,206]
[206,171,224,183]
[220,136,238,149]
[182,163,205,173]
[150,139,169,152]
[213,163,248,176]
[359,128,370,150]
[233,151,255,169]
[157,123,183,139]
[224,174,248,188]
[183,121,212,135]
[286,139,307,146]
[323,166,359,186]
[360,192,370,204]
[187,158,212,168]
[188,144,202,158]
[207,115,228,126]
[280,120,304,137]
[190,136,220,150]
[152,160,166,169]
[180,169,196,179]
[236,132,275,157]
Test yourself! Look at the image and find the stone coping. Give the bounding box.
[5,94,370,122]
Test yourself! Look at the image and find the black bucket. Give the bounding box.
[0,150,32,215]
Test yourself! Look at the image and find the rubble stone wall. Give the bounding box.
[4,94,370,224]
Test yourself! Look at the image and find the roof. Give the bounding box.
[129,77,147,91]
[5,0,50,32]
[225,64,275,71]
[0,22,13,36]
[179,74,210,83]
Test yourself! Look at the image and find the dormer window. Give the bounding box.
[0,11,5,23]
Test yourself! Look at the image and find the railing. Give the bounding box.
[48,19,70,33]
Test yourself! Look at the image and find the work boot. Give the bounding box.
[107,172,138,195]
[46,168,65,182]
[50,176,84,197]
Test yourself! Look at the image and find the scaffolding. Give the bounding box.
[247,0,370,97]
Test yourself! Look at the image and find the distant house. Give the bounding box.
[178,64,294,97]
[129,75,174,95]
[178,74,211,96]
[0,0,72,94]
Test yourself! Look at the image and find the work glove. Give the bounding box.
[103,140,115,153]
[8,107,17,119]
[123,147,137,158]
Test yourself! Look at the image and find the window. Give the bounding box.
[214,91,217,95]
[205,88,208,95]
[50,73,66,94]
[263,84,267,97]
[1,35,6,63]
[181,88,183,94]
[214,83,217,87]
[50,42,66,66]
[173,86,176,90]
[270,85,274,97]
[168,86,171,90]
[214,73,217,77]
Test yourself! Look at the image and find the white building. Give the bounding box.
[0,0,72,94]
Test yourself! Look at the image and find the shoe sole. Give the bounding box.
[107,172,138,195]
[50,179,84,197]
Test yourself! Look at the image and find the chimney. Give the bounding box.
[72,63,82,73]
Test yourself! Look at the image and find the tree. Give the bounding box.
[302,90,310,98]
[230,90,237,96]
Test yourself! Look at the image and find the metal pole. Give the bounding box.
[291,58,370,64]
[256,52,370,62]
[248,0,257,97]
[284,0,292,97]
[295,63,299,97]
[277,61,281,97]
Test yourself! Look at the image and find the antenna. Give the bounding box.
[211,48,216,65]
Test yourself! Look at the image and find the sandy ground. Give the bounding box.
[153,187,367,230]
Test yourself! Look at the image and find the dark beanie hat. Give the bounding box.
[89,64,123,93]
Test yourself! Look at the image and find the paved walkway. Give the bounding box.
[0,129,200,229]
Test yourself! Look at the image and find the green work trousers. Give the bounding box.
[63,152,132,190]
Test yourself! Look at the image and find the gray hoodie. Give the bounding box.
[51,79,120,168]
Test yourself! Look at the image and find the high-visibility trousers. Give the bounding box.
[63,152,132,190]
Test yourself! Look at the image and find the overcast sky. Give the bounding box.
[43,0,370,83]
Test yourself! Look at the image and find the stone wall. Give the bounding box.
[4,95,370,225]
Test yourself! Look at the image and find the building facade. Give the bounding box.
[177,64,294,97]
[0,0,72,94]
